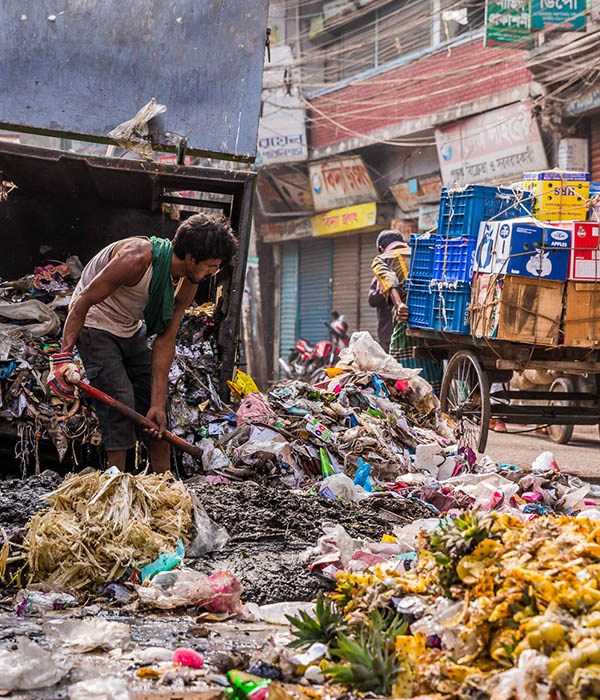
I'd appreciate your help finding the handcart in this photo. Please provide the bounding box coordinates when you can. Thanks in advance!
[404,178,600,454]
[408,327,600,454]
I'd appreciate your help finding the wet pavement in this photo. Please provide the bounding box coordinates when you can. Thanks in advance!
[0,600,287,698]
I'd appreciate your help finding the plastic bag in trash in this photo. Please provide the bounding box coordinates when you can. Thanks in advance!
[531,450,559,474]
[140,538,185,582]
[308,523,363,571]
[137,568,242,612]
[186,496,230,557]
[199,438,230,472]
[69,677,134,700]
[0,636,71,690]
[16,589,77,616]
[244,601,316,625]
[319,473,371,503]
[337,332,421,380]
[336,331,441,411]
[487,649,548,700]
[107,98,166,158]
[354,458,373,492]
[0,299,61,336]
[236,391,277,426]
[45,618,130,652]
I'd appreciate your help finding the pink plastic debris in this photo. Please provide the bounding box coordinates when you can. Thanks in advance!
[173,647,204,668]
[522,492,542,502]
[394,379,409,392]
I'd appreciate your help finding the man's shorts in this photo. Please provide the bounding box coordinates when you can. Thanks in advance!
[77,326,152,451]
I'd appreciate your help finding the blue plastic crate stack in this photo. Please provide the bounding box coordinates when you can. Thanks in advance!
[407,185,531,335]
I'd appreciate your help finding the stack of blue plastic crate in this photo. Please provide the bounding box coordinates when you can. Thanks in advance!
[406,233,435,328]
[407,185,531,335]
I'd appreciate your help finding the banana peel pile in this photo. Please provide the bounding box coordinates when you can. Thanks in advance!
[9,470,193,589]
[287,511,600,699]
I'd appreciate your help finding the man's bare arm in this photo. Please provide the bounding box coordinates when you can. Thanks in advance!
[147,279,198,435]
[62,242,151,352]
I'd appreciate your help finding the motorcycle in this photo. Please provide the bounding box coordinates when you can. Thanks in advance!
[279,312,350,383]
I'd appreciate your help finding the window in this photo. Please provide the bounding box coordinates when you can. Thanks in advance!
[307,0,434,86]
[303,0,485,87]
[377,1,432,67]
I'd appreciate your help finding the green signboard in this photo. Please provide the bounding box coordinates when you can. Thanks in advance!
[485,0,533,48]
[531,0,586,30]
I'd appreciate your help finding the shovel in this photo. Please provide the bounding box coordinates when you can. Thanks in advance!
[76,380,203,459]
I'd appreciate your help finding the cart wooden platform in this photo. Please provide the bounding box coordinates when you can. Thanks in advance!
[408,328,600,453]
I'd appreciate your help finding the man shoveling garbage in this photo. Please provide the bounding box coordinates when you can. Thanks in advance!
[47,213,237,473]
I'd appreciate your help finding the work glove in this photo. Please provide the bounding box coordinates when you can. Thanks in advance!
[47,351,81,399]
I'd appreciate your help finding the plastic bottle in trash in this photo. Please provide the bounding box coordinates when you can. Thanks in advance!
[226,670,271,700]
[320,447,335,478]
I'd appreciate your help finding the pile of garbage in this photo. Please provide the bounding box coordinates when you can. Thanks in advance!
[0,258,103,471]
[0,259,229,473]
[174,332,455,487]
[270,509,600,699]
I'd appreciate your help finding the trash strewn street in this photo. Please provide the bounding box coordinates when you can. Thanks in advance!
[3,326,600,697]
[3,1,600,697]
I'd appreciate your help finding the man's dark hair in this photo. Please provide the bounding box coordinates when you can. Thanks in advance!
[172,213,237,264]
[376,229,406,251]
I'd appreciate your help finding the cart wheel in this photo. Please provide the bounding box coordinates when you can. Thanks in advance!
[547,377,575,445]
[440,350,490,453]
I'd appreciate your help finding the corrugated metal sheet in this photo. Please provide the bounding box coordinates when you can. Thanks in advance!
[591,118,600,182]
[299,238,333,344]
[332,235,360,335]
[359,232,380,339]
[279,241,299,360]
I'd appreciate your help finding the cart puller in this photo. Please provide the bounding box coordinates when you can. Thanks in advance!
[46,213,237,473]
[371,230,443,393]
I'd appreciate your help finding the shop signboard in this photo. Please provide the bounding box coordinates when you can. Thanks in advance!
[484,0,533,49]
[566,86,600,116]
[390,174,442,212]
[531,0,586,30]
[261,218,313,243]
[557,138,589,171]
[390,219,419,237]
[270,171,314,210]
[311,202,378,237]
[435,102,548,188]
[256,94,307,166]
[256,45,308,166]
[309,156,378,212]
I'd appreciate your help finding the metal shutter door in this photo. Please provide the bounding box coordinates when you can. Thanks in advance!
[332,235,360,336]
[298,238,333,344]
[279,241,298,361]
[358,231,380,339]
[591,117,600,182]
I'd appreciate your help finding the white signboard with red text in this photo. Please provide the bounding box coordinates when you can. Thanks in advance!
[309,156,378,212]
[435,102,548,188]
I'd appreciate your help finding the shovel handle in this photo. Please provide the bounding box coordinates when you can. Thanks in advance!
[77,380,204,460]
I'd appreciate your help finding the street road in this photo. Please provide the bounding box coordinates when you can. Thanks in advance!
[484,424,600,482]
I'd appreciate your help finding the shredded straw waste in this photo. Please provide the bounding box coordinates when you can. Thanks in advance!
[22,470,193,588]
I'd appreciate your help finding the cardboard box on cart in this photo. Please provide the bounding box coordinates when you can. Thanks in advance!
[470,273,563,346]
[474,218,571,281]
[563,221,600,281]
[564,282,600,347]
[522,171,589,221]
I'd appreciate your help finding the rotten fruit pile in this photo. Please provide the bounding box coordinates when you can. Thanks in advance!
[286,511,600,699]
